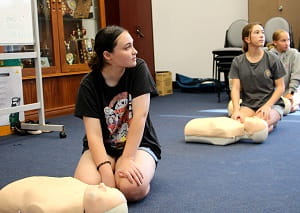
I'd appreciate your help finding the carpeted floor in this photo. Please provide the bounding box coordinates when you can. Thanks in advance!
[1,90,300,212]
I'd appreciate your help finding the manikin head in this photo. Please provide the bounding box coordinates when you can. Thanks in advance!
[83,183,128,213]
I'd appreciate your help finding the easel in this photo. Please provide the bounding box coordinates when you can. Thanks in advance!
[0,0,66,138]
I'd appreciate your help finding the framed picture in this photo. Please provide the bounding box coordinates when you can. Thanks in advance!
[40,57,50,67]
[73,0,92,18]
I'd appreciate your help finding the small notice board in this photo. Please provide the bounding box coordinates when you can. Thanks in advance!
[0,66,25,125]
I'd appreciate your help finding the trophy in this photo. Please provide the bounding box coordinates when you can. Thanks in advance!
[64,41,74,65]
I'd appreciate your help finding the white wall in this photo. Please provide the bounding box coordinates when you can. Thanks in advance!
[152,0,248,80]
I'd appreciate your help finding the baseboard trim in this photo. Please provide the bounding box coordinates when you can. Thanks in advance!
[24,105,75,121]
[0,105,74,136]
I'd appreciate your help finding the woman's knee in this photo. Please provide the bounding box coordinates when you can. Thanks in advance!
[117,179,150,202]
[270,109,281,123]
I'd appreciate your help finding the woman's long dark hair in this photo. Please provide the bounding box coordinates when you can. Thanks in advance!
[89,25,126,71]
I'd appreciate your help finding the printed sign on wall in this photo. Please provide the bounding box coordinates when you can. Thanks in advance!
[0,66,24,126]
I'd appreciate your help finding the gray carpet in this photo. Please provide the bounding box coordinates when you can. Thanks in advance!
[1,90,300,212]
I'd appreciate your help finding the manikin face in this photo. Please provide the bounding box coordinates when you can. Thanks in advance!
[83,183,127,213]
[104,31,138,68]
[274,31,290,52]
[246,24,265,48]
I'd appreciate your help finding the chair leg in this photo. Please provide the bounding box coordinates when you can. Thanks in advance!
[217,68,221,102]
[224,71,230,100]
[217,81,221,103]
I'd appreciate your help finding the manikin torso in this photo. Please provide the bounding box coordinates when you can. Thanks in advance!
[0,177,87,213]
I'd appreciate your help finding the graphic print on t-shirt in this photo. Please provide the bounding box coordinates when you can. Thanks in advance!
[104,92,132,150]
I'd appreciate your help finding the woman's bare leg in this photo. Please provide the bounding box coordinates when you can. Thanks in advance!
[266,109,281,132]
[115,150,156,202]
[74,150,115,185]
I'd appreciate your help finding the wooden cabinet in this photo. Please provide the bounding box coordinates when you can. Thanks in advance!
[17,0,106,120]
[105,0,156,79]
[23,74,85,119]
[249,0,300,49]
[22,0,106,77]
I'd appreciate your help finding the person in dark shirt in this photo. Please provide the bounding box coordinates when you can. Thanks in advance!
[74,25,161,202]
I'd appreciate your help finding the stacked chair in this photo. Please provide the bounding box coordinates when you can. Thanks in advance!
[264,16,294,48]
[212,19,248,102]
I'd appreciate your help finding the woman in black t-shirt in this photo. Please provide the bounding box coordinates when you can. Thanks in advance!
[74,25,161,202]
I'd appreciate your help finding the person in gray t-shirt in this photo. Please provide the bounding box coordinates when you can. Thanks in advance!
[229,23,286,132]
[268,29,300,112]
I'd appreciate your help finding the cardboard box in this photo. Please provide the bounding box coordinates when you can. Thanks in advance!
[155,71,173,96]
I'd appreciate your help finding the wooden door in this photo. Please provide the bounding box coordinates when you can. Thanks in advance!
[249,0,300,48]
[105,0,156,78]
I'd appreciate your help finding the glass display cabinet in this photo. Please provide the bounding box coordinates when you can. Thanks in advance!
[57,0,99,73]
[0,0,105,120]
[1,0,103,77]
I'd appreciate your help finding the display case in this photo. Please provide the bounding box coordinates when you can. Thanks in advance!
[1,0,104,78]
[57,0,99,73]
[0,0,106,121]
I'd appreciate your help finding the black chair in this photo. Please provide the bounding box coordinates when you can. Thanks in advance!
[212,19,248,102]
[264,16,294,48]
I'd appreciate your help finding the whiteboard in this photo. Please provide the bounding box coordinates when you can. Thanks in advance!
[0,0,34,45]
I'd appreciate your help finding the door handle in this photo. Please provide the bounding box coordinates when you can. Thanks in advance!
[136,26,145,38]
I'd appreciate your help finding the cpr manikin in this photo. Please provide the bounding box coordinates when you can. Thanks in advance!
[0,176,128,213]
[184,116,268,145]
